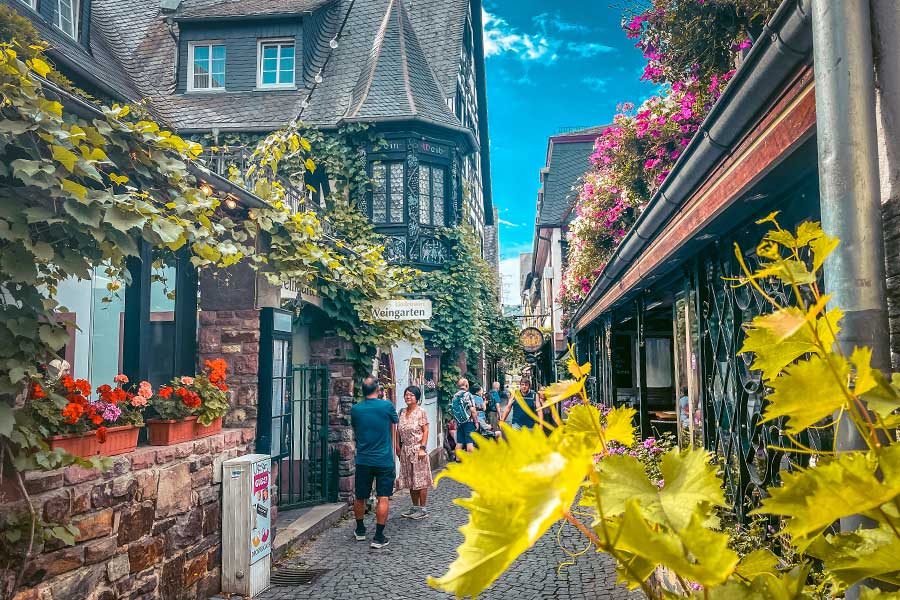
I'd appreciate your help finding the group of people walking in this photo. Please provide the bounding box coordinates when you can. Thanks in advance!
[348,374,554,549]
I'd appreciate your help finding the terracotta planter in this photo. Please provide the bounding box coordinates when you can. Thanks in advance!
[100,425,139,456]
[194,416,222,439]
[147,417,198,446]
[48,431,99,457]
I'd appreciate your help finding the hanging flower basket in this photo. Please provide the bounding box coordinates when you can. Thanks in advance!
[48,431,100,457]
[99,425,139,456]
[194,417,223,439]
[147,416,199,446]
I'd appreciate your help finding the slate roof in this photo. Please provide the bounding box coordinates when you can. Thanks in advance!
[344,0,467,137]
[16,3,140,102]
[537,127,609,226]
[174,0,332,20]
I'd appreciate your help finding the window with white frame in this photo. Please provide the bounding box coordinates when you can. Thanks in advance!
[258,40,295,88]
[418,164,446,226]
[57,0,79,39]
[18,0,37,10]
[188,43,226,91]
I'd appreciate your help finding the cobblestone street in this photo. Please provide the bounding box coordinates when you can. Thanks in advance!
[259,477,642,600]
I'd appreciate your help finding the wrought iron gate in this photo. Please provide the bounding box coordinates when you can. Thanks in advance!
[270,365,336,509]
[697,241,832,521]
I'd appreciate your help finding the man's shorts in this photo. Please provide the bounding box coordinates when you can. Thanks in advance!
[457,420,477,446]
[354,464,395,500]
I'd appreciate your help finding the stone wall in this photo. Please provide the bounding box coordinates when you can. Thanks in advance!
[198,309,260,427]
[883,199,900,372]
[309,333,357,503]
[11,429,255,600]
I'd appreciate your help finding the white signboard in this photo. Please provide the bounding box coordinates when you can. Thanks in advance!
[371,299,433,321]
[249,458,271,564]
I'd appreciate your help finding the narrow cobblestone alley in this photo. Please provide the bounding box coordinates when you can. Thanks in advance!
[258,478,642,600]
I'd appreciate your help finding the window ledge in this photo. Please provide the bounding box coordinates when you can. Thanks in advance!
[186,89,228,94]
[253,86,298,92]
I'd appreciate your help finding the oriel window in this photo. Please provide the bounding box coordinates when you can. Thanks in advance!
[418,164,446,226]
[371,161,405,224]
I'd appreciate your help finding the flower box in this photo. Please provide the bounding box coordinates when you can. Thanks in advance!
[147,417,198,446]
[100,425,139,456]
[48,431,99,457]
[194,417,222,439]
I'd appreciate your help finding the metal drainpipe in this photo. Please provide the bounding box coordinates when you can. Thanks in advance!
[810,0,888,586]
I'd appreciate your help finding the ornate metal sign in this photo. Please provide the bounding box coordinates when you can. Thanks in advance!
[519,327,545,353]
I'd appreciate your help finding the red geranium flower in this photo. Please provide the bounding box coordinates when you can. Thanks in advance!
[96,427,108,444]
[74,379,91,397]
[62,402,83,424]
[158,386,174,399]
[109,388,127,404]
[61,375,75,392]
[30,382,46,399]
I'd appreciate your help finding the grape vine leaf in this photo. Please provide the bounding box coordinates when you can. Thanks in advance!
[807,525,900,589]
[428,426,594,598]
[761,353,849,434]
[753,446,900,551]
[565,404,635,449]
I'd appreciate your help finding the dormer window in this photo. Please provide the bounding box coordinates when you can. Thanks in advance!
[57,0,79,39]
[258,39,295,88]
[188,42,226,92]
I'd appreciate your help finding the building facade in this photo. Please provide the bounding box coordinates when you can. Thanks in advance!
[521,127,604,384]
[567,0,900,524]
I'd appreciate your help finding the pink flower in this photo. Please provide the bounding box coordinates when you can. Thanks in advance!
[113,374,129,384]
[138,381,153,399]
[180,376,195,385]
[131,396,148,407]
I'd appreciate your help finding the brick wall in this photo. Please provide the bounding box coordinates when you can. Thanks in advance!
[198,310,260,427]
[10,430,255,600]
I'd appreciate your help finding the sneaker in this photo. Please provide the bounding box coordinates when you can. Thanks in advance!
[370,535,390,549]
[410,507,429,520]
[400,506,418,519]
[354,526,367,541]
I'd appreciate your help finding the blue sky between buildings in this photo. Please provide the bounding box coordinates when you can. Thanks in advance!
[485,1,655,303]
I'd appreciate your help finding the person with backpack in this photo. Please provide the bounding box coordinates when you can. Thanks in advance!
[450,378,479,453]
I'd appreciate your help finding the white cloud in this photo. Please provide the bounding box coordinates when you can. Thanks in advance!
[483,9,556,63]
[498,218,524,227]
[568,42,617,57]
[482,9,616,66]
[582,76,609,91]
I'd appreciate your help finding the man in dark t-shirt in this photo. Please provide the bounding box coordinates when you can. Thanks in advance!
[350,376,399,549]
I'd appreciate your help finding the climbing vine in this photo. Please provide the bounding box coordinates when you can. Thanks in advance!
[431,218,900,599]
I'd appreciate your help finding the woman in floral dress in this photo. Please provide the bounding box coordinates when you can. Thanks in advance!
[397,386,433,519]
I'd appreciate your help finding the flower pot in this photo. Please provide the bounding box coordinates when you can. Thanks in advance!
[147,417,198,446]
[194,416,222,439]
[100,425,139,456]
[48,431,99,457]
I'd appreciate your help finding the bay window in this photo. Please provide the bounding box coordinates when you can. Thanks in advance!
[371,161,405,224]
[418,164,446,226]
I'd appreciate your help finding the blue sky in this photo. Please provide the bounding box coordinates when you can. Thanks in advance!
[484,1,654,303]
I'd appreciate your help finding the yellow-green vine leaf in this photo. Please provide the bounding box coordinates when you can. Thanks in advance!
[760,352,849,434]
[810,233,839,272]
[543,378,586,406]
[51,144,78,172]
[610,502,739,587]
[60,178,87,201]
[753,447,900,551]
[807,525,900,590]
[428,426,594,598]
[860,588,900,600]
[734,549,781,581]
[596,448,724,531]
[565,405,635,449]
[851,347,900,419]
[708,564,812,600]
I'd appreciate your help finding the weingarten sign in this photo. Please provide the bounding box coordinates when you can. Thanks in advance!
[371,299,433,321]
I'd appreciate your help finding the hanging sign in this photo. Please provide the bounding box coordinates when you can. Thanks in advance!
[519,327,545,353]
[371,299,433,321]
[249,458,271,564]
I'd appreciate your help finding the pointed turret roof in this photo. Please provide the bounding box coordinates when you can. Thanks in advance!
[343,0,473,147]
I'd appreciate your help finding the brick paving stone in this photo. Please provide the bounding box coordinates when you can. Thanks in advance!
[256,477,643,600]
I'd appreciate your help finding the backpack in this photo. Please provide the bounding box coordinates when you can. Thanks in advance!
[451,390,472,424]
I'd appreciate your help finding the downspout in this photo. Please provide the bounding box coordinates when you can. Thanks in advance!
[810,0,888,578]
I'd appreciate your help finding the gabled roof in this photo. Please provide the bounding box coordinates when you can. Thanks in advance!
[343,0,470,143]
[536,126,609,226]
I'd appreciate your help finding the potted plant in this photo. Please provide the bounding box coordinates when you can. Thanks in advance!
[146,359,230,445]
[26,374,148,457]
